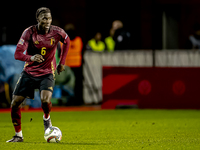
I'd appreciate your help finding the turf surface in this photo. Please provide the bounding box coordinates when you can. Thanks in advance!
[0,109,200,150]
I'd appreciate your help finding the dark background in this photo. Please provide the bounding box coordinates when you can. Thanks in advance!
[1,0,200,49]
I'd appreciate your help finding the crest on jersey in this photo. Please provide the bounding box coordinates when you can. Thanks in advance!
[34,40,39,44]
[18,39,24,45]
[50,38,55,45]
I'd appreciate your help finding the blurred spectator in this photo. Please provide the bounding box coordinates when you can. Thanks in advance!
[63,24,83,67]
[186,23,200,49]
[112,20,132,50]
[53,65,75,106]
[53,42,75,105]
[59,23,84,105]
[86,32,105,52]
[105,28,115,52]
[0,45,24,108]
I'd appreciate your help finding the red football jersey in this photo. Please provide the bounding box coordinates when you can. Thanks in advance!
[15,25,70,77]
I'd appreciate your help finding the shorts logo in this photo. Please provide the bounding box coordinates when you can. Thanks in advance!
[18,39,24,45]
[48,87,53,91]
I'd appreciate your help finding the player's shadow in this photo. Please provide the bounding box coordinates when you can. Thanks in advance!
[61,142,108,145]
[23,142,108,145]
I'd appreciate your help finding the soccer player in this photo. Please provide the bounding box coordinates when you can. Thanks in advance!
[6,7,70,142]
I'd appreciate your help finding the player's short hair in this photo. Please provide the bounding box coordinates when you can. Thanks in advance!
[36,7,51,20]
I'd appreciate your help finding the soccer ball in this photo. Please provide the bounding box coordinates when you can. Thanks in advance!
[44,126,62,143]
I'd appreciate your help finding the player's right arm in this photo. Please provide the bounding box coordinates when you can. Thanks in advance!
[15,27,44,63]
[14,28,33,62]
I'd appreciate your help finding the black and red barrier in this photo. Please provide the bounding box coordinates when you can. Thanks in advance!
[102,67,200,109]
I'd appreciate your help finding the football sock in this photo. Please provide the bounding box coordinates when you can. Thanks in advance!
[11,107,22,133]
[42,102,52,119]
[15,130,23,137]
[44,114,49,119]
[43,114,50,121]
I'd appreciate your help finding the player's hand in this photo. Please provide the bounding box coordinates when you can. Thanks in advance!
[30,54,44,63]
[57,64,65,75]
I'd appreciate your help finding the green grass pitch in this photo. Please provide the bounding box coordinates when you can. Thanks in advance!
[0,109,200,150]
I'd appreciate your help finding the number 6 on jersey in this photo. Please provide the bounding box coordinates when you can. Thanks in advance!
[41,47,46,55]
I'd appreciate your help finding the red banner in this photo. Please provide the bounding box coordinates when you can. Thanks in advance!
[102,67,200,109]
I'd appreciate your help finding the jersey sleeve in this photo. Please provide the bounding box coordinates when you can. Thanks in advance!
[14,27,32,62]
[59,28,69,44]
[58,29,70,65]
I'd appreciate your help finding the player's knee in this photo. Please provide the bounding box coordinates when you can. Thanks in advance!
[11,100,17,108]
[11,96,25,108]
[11,100,21,108]
[41,95,51,103]
[40,90,52,103]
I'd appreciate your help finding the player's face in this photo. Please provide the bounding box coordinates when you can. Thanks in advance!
[37,13,52,33]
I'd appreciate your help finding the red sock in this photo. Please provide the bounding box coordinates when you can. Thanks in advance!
[42,102,52,119]
[44,113,49,119]
[11,107,21,132]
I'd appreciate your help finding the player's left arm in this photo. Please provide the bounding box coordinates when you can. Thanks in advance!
[57,32,70,75]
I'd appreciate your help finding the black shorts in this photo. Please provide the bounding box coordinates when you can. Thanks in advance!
[13,71,55,99]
